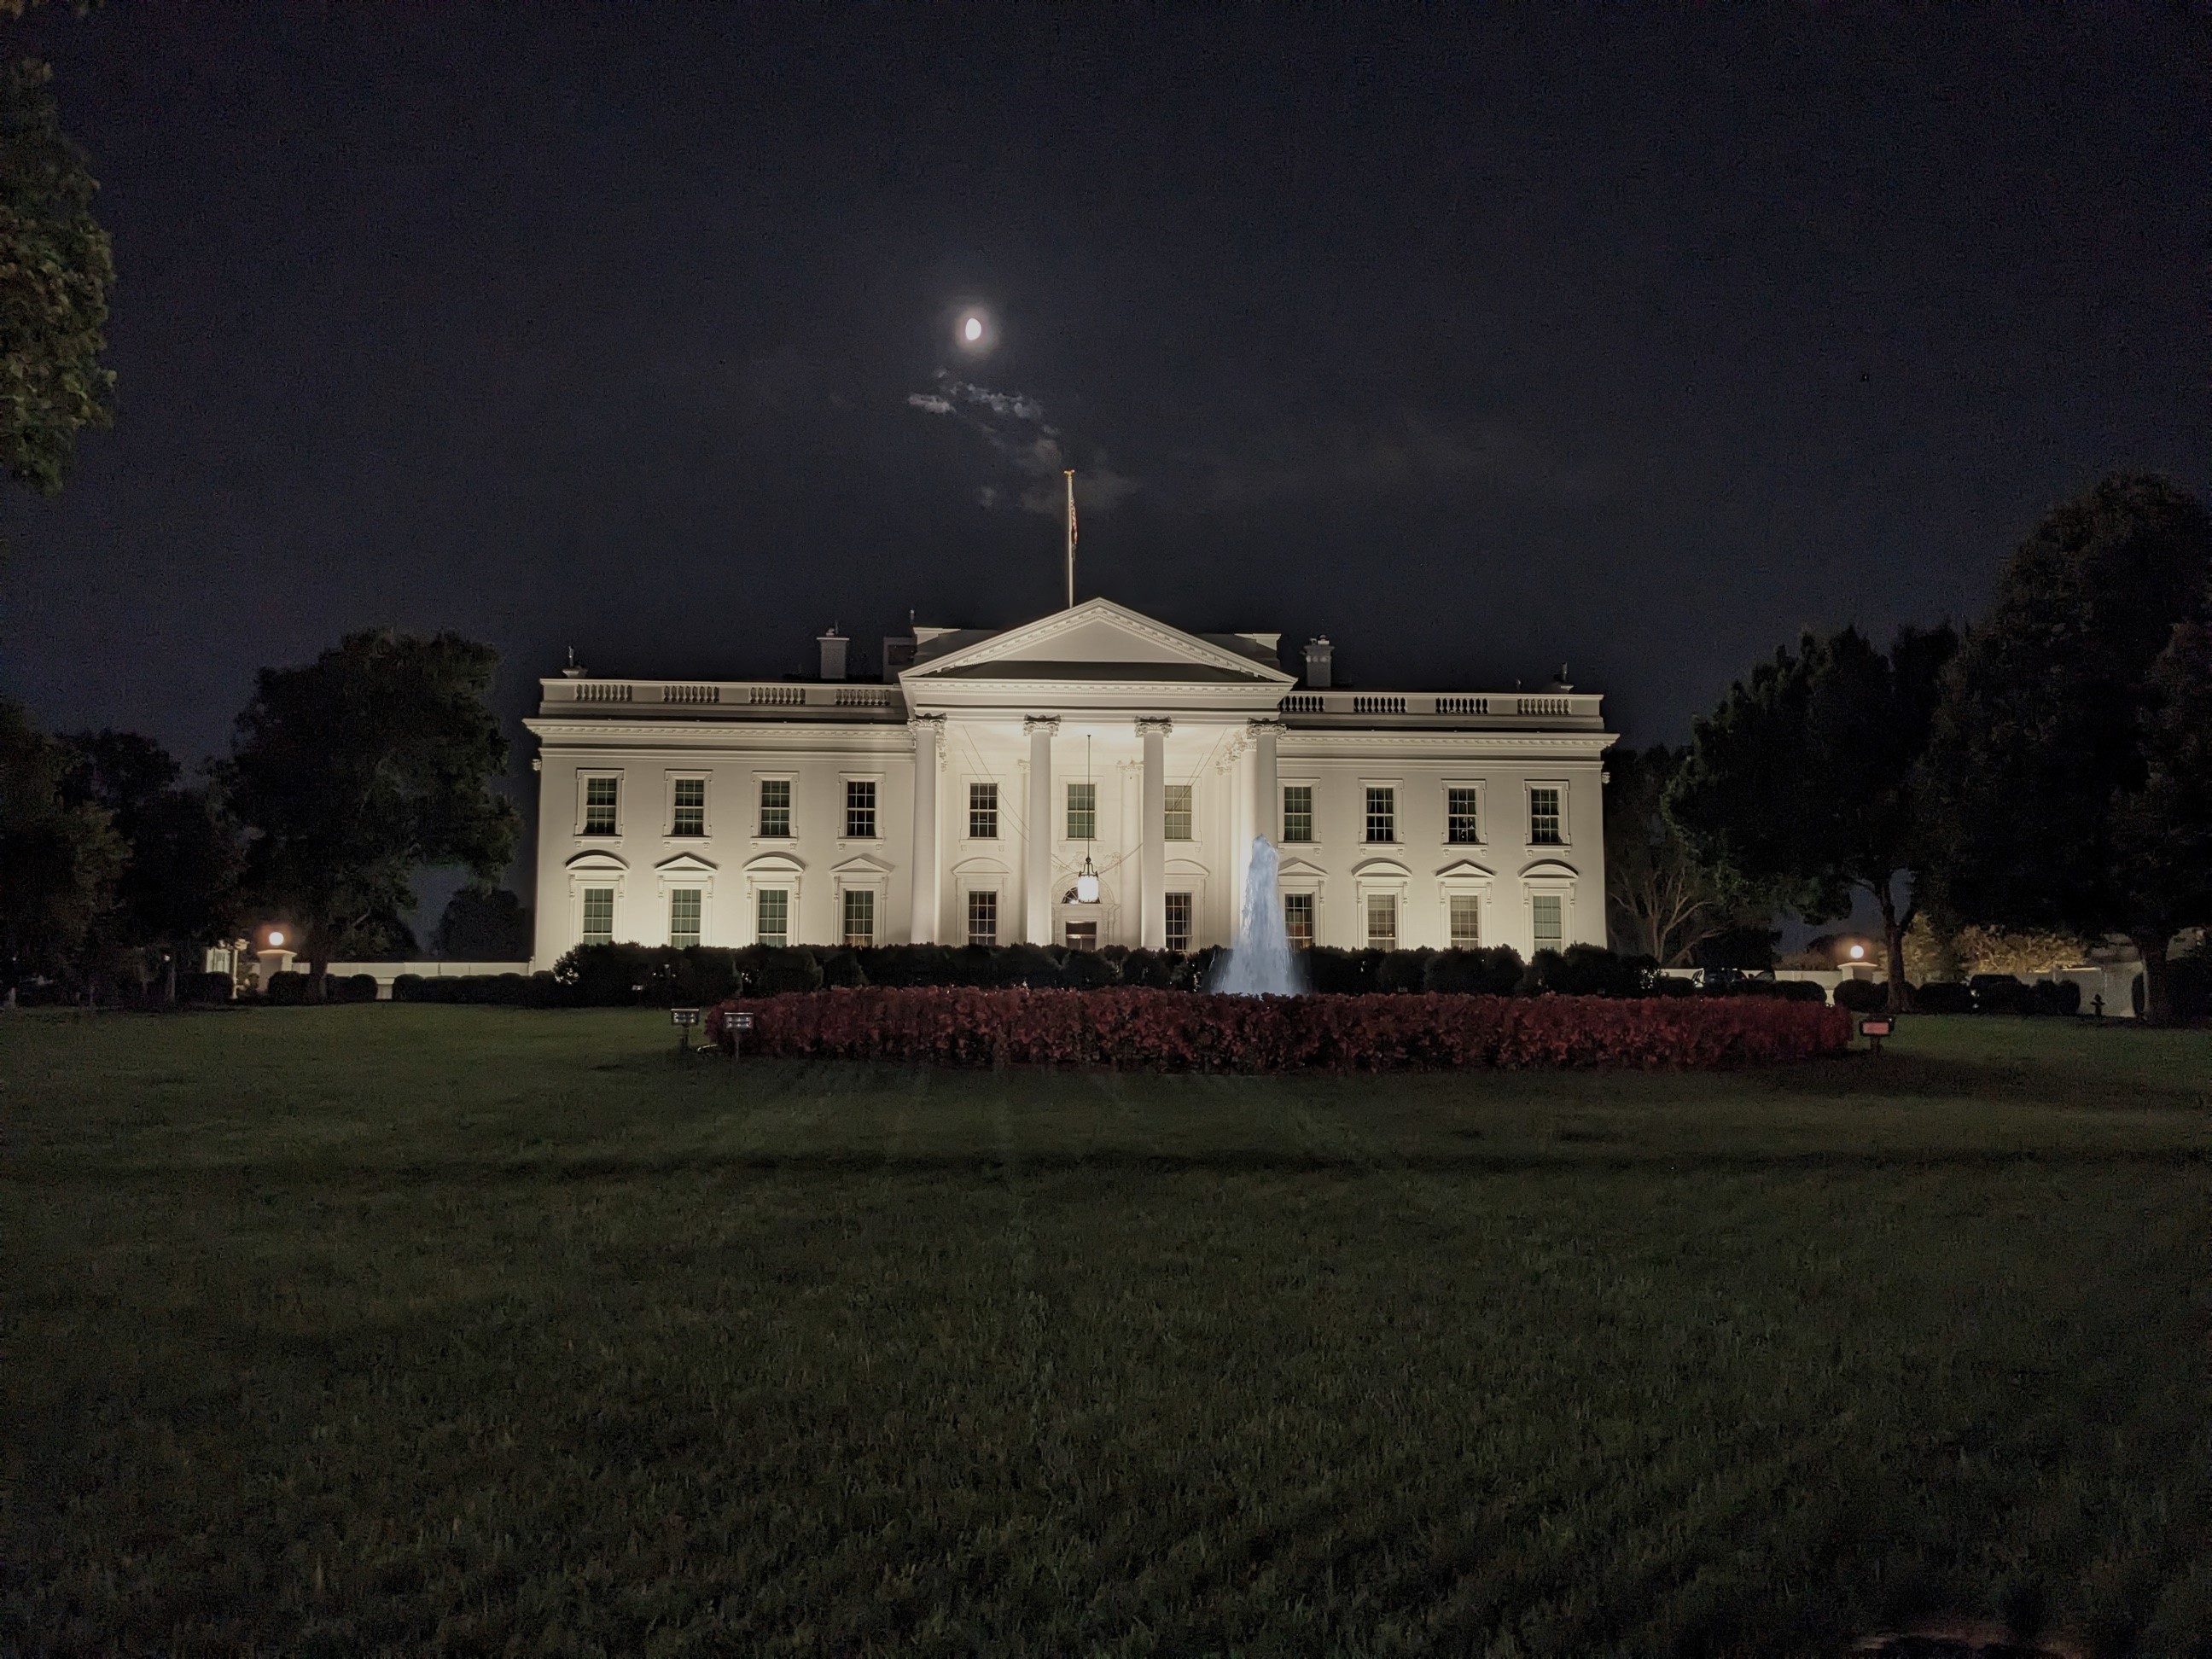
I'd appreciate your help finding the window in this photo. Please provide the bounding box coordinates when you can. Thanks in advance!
[1064,920,1097,952]
[584,777,619,835]
[969,782,998,839]
[671,778,706,837]
[1163,784,1194,841]
[1165,892,1193,952]
[756,888,789,947]
[1449,894,1481,948]
[1066,781,1097,841]
[967,889,998,946]
[845,779,876,840]
[1284,892,1315,949]
[1529,786,1563,846]
[1282,784,1314,843]
[842,888,875,948]
[668,888,701,948]
[1532,894,1563,952]
[1365,786,1396,843]
[758,778,792,838]
[1365,892,1399,950]
[581,887,614,944]
[1447,787,1480,845]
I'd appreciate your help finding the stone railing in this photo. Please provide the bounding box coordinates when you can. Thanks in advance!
[1277,690,1604,725]
[543,679,906,716]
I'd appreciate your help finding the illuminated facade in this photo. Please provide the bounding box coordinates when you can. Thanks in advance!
[523,599,1614,965]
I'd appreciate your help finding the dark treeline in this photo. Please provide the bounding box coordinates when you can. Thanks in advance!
[1609,471,2212,1023]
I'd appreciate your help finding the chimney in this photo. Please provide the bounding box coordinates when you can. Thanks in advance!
[882,633,917,679]
[818,626,847,681]
[1303,636,1333,690]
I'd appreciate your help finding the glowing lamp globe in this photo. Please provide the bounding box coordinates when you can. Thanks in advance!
[1847,943,1866,961]
[963,316,983,342]
[267,929,285,947]
[1074,857,1101,905]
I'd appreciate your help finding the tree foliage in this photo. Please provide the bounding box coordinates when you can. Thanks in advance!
[0,697,122,987]
[1666,623,1956,1010]
[1918,474,2212,1022]
[432,884,533,961]
[1602,743,1759,966]
[59,728,242,995]
[1,31,114,527]
[222,630,521,996]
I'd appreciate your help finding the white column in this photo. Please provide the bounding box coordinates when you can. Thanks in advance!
[907,715,942,943]
[1137,717,1171,949]
[1023,715,1057,946]
[1249,718,1283,844]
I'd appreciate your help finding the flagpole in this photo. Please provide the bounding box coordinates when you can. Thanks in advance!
[1064,469,1076,608]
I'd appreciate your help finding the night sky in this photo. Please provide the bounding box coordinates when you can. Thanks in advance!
[4,7,2203,778]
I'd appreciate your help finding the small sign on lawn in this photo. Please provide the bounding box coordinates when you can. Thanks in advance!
[1859,1014,1895,1056]
[671,1008,701,1027]
[727,1011,754,1031]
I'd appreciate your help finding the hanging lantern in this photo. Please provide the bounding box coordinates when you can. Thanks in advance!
[1074,855,1101,905]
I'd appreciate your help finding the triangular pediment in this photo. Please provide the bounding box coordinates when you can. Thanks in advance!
[1435,858,1495,881]
[655,853,719,875]
[902,599,1295,686]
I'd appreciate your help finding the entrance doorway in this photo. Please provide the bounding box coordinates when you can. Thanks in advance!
[1064,921,1098,952]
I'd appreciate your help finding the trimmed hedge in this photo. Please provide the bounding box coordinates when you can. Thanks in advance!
[705,987,1853,1072]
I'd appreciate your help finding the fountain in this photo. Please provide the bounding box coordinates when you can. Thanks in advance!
[1210,835,1303,997]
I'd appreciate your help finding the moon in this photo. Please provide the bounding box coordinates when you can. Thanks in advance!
[963,315,983,342]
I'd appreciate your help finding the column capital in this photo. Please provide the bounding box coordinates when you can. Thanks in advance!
[1022,714,1062,736]
[1245,717,1289,737]
[907,713,946,735]
[1134,716,1174,737]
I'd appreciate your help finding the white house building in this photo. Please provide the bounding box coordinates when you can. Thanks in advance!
[524,599,1615,968]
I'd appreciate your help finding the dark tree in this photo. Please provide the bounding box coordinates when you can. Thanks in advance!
[432,885,532,960]
[0,699,123,989]
[1920,474,2212,1022]
[1,11,114,546]
[222,630,521,997]
[59,729,243,998]
[1667,623,1957,1010]
[1602,743,1762,966]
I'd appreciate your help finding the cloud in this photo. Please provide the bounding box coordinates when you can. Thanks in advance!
[905,370,1142,515]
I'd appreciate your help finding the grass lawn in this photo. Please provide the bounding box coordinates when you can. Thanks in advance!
[3,1010,2209,1657]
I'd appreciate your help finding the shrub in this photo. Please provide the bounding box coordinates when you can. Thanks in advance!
[391,973,427,1002]
[819,950,869,988]
[1528,945,1647,998]
[1061,950,1121,990]
[1832,978,1889,1013]
[1423,947,1526,996]
[705,987,1852,1072]
[1375,949,1432,995]
[997,943,1063,988]
[1970,974,2027,1016]
[340,973,382,1003]
[265,970,309,1005]
[1914,981,1975,1014]
[179,971,236,1004]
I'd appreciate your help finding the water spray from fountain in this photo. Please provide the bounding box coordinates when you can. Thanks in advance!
[1211,836,1303,997]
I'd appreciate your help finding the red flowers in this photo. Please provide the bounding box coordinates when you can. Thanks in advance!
[707,988,1852,1071]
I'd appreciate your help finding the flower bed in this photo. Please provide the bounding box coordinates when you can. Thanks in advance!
[706,987,1852,1072]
